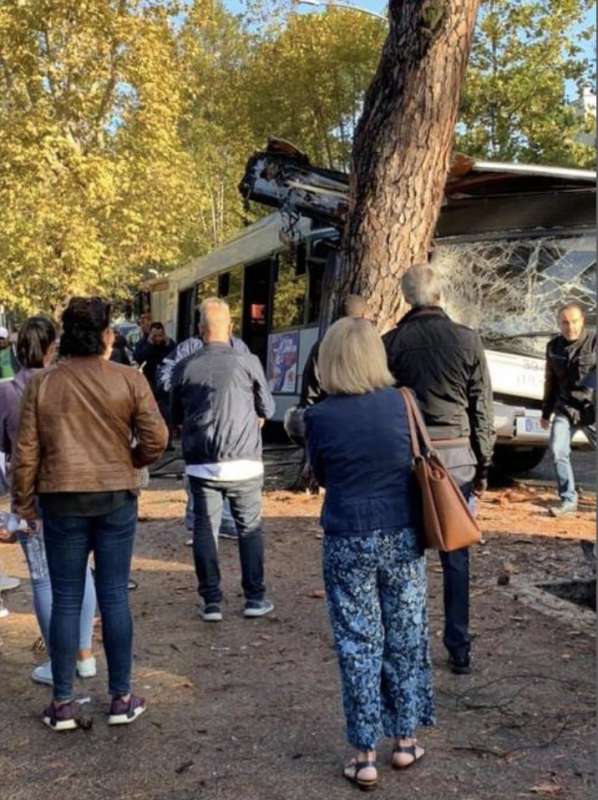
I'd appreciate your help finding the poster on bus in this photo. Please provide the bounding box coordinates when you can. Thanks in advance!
[267,331,299,394]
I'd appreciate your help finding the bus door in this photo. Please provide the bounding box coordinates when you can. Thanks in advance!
[242,259,274,367]
[177,287,195,343]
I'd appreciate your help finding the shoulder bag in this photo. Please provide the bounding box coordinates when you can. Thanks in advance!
[398,387,481,552]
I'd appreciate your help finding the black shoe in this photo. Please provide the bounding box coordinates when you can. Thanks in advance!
[448,653,471,675]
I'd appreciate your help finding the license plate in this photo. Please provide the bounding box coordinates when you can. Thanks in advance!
[515,417,549,439]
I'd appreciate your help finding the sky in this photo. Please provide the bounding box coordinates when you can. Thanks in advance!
[221,0,595,101]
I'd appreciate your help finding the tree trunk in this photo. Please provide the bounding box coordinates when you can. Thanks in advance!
[338,0,481,331]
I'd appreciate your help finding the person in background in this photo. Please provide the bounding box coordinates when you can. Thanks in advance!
[0,325,19,379]
[171,298,275,622]
[0,317,97,686]
[305,317,434,791]
[141,322,176,448]
[383,265,495,676]
[132,312,153,365]
[159,311,250,542]
[109,330,132,367]
[541,302,596,517]
[12,297,168,731]
[293,295,373,494]
[300,294,372,408]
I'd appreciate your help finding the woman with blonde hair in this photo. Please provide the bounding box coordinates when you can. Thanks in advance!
[305,316,434,791]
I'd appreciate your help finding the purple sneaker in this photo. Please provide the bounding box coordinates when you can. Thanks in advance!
[42,701,78,732]
[108,694,146,725]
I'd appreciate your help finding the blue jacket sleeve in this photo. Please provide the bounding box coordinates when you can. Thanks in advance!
[248,355,275,420]
[305,410,326,487]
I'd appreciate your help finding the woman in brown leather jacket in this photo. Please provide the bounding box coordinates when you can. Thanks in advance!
[12,297,168,732]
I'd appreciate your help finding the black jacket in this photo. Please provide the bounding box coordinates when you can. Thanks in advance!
[171,342,275,466]
[300,341,327,407]
[383,307,495,474]
[542,329,596,426]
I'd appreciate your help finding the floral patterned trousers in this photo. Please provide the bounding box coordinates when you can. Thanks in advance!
[323,528,435,751]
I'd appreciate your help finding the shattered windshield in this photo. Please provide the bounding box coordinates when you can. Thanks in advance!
[435,235,596,357]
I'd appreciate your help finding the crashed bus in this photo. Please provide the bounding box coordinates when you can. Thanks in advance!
[146,141,595,475]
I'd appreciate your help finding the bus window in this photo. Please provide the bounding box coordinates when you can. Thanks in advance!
[196,277,218,304]
[272,252,306,331]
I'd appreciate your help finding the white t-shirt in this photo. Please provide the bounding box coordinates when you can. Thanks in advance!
[185,461,264,482]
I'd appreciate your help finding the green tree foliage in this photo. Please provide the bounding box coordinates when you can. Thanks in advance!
[0,0,594,316]
[458,0,595,166]
[0,0,198,316]
[245,8,386,170]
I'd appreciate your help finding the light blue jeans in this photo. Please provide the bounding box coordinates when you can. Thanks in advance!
[550,415,578,504]
[18,528,96,653]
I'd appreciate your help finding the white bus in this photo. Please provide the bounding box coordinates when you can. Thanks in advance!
[147,149,595,474]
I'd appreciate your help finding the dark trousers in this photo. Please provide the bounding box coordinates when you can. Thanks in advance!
[189,476,265,605]
[436,450,476,661]
[42,497,137,701]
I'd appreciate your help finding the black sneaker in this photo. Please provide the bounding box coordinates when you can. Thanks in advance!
[108,694,146,725]
[448,653,471,675]
[243,599,274,618]
[42,701,78,732]
[202,603,223,622]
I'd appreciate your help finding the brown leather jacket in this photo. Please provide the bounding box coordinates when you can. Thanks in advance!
[12,357,168,519]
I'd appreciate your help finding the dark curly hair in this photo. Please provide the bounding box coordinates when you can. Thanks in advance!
[59,297,111,357]
[17,317,57,368]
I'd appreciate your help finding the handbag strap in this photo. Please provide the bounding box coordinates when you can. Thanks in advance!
[398,387,422,460]
[398,387,436,456]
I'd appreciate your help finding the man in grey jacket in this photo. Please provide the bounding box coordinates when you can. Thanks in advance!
[159,315,249,540]
[171,298,276,622]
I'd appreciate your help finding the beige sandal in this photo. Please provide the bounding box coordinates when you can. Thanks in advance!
[392,742,425,770]
[343,758,378,791]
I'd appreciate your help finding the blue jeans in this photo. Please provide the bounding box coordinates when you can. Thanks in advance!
[18,529,96,653]
[189,476,265,605]
[184,477,237,536]
[42,498,138,702]
[436,450,476,661]
[550,415,578,504]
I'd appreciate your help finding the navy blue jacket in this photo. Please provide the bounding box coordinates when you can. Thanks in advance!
[171,343,275,465]
[305,387,420,536]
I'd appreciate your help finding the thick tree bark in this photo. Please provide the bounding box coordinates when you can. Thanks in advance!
[338,0,481,331]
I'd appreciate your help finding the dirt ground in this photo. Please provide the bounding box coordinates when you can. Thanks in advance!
[0,468,596,800]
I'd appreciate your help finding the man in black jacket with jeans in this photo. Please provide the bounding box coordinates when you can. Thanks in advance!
[383,265,495,674]
[541,302,596,517]
[171,298,276,622]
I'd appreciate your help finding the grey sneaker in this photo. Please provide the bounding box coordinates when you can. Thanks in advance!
[244,599,274,618]
[549,501,578,517]
[202,603,223,622]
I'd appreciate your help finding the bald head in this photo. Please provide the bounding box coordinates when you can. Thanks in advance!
[342,294,370,319]
[199,297,231,343]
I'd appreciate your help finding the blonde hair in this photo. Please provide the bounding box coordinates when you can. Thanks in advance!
[318,317,394,396]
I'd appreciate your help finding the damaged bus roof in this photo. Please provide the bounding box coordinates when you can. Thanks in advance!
[239,138,596,237]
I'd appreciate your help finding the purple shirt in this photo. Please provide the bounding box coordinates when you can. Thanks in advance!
[0,368,37,459]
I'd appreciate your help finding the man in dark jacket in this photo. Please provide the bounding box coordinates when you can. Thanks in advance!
[171,297,276,623]
[383,265,495,675]
[541,302,596,517]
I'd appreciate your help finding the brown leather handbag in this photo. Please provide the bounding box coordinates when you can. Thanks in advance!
[399,388,481,552]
